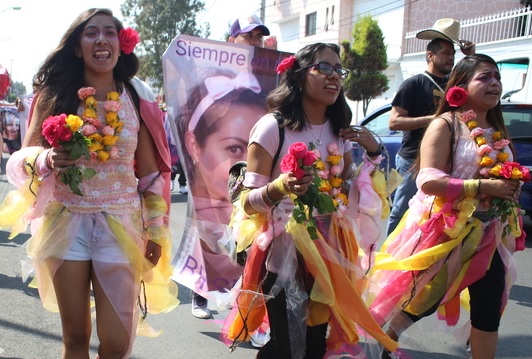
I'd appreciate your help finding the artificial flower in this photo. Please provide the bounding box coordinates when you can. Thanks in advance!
[119,28,140,55]
[461,109,477,122]
[276,55,297,75]
[42,113,95,195]
[446,86,468,107]
[460,109,531,223]
[280,142,348,239]
[79,87,121,162]
[41,87,123,195]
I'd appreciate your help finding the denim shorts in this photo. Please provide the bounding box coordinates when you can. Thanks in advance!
[62,214,130,264]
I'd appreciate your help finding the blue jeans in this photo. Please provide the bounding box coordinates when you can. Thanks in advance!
[387,154,418,235]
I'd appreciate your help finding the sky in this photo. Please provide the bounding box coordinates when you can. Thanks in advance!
[0,0,262,93]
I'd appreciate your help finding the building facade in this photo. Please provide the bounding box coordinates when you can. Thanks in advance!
[265,0,532,120]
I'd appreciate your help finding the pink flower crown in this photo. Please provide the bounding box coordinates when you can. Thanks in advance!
[119,28,140,55]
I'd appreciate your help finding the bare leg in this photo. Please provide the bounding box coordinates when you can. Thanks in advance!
[92,265,134,359]
[382,312,413,358]
[53,260,92,359]
[470,327,498,359]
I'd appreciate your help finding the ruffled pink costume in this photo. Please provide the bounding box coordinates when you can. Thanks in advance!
[368,116,522,337]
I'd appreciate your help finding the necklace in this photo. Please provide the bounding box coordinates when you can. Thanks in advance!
[78,87,123,162]
[459,110,511,178]
[308,121,326,146]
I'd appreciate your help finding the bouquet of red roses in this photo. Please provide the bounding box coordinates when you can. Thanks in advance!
[42,113,96,195]
[280,142,336,239]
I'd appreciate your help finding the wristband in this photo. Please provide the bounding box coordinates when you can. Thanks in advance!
[463,179,479,198]
[272,177,290,195]
[366,144,384,157]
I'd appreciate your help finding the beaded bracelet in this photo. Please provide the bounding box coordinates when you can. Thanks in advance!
[264,183,280,206]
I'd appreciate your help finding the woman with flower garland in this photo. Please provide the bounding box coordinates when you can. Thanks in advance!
[221,42,398,358]
[0,8,178,359]
[370,54,525,359]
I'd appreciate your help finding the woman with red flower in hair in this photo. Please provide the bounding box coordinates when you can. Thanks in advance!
[0,8,178,358]
[370,54,526,359]
[222,42,398,358]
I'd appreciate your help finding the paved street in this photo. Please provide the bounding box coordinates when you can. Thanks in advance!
[0,154,531,358]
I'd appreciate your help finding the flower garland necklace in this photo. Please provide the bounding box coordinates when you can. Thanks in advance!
[77,86,123,162]
[446,85,530,222]
[446,86,519,180]
[458,109,511,178]
[280,141,348,239]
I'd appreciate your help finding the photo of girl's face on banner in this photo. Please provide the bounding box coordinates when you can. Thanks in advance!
[177,69,266,223]
[1,107,22,154]
[163,35,292,295]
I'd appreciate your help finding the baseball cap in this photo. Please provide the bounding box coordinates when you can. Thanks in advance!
[230,14,270,38]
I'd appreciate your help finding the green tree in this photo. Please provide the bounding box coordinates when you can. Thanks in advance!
[341,15,388,116]
[7,81,27,103]
[121,0,210,88]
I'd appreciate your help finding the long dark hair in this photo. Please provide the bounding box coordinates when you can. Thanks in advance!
[435,54,505,131]
[267,43,352,134]
[31,8,139,145]
[415,54,510,174]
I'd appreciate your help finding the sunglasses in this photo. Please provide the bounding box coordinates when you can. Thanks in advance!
[303,62,349,79]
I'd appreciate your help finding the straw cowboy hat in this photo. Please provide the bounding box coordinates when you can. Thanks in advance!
[416,18,461,46]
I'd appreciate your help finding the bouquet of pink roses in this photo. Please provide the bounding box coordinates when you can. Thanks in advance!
[42,113,97,195]
[280,142,336,239]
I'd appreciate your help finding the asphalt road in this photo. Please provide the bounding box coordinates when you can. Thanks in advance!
[0,156,531,358]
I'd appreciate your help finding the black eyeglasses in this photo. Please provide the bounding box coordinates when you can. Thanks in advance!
[303,62,349,79]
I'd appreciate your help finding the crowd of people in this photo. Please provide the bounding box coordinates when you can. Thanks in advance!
[0,7,526,359]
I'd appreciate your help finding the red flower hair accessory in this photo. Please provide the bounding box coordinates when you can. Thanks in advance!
[276,55,297,75]
[445,86,468,107]
[119,28,140,55]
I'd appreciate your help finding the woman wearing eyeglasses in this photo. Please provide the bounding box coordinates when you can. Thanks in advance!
[223,43,397,358]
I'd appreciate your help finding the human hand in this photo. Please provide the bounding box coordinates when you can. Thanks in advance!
[145,240,162,265]
[47,147,77,173]
[482,178,520,201]
[459,40,475,56]
[340,125,380,153]
[282,169,314,196]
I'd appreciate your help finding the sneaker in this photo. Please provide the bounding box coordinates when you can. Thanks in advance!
[179,185,188,194]
[382,350,401,359]
[250,328,270,348]
[465,343,472,359]
[170,180,175,191]
[191,293,211,319]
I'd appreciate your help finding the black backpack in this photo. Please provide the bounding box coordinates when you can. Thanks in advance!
[227,112,285,204]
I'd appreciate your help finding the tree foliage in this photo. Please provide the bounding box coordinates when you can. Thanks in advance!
[7,81,27,102]
[341,15,388,116]
[121,0,210,89]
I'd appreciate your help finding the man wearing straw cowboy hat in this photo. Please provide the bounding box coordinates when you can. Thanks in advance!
[386,18,475,237]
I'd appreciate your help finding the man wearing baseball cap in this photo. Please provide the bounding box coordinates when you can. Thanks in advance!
[228,13,270,47]
[383,18,475,358]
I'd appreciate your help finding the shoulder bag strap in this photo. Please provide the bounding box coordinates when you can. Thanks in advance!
[271,111,285,169]
[421,72,444,93]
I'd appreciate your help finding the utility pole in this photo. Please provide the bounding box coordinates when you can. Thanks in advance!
[260,0,265,22]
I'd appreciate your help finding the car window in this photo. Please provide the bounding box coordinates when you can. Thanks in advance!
[364,110,402,137]
[503,107,532,137]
